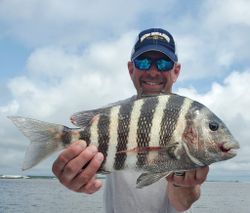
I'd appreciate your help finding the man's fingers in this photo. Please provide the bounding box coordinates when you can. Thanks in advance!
[173,172,186,186]
[183,170,196,186]
[78,177,103,194]
[61,145,98,180]
[58,145,100,186]
[78,152,104,180]
[167,167,209,187]
[52,140,87,177]
[195,166,209,184]
[69,152,104,191]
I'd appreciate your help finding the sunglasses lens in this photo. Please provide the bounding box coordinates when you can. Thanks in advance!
[156,59,174,72]
[134,58,151,70]
[134,57,174,72]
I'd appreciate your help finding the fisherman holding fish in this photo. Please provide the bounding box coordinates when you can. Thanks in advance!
[53,28,208,212]
[9,28,239,212]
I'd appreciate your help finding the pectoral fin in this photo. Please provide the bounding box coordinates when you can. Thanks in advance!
[136,171,171,188]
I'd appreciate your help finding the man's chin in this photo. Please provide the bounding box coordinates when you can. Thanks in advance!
[140,90,163,97]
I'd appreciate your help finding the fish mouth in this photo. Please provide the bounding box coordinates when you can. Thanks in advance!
[219,141,240,156]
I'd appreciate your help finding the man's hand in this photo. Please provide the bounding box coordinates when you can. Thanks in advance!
[52,140,104,194]
[166,166,209,211]
[166,166,209,188]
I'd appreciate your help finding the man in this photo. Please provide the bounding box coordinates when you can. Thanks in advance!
[52,28,209,212]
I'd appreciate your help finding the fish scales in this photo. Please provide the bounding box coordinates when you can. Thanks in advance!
[114,102,133,170]
[89,113,100,146]
[125,99,144,170]
[97,108,111,167]
[79,127,90,145]
[147,95,170,165]
[136,97,159,168]
[105,105,120,170]
[139,95,191,172]
[159,95,185,147]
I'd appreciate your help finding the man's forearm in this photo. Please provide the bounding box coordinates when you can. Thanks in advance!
[167,183,200,211]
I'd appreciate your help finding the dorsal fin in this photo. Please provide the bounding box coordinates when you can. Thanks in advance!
[70,96,137,128]
[70,108,109,128]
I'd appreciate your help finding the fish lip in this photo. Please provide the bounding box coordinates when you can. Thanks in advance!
[219,141,240,155]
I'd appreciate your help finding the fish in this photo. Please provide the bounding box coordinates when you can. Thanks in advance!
[8,94,240,188]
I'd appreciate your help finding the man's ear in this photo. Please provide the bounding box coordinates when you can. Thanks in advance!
[172,63,181,82]
[128,61,134,76]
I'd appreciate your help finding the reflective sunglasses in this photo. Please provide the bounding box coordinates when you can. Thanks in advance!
[133,57,174,72]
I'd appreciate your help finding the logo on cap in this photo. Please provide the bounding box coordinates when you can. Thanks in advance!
[140,32,170,43]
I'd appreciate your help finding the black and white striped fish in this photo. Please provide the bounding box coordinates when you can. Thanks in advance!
[8,94,239,188]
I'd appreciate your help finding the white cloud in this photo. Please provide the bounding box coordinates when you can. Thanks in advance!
[4,32,135,124]
[203,0,250,27]
[0,100,19,114]
[170,0,250,82]
[0,0,174,47]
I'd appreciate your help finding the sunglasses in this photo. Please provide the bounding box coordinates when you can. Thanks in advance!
[133,57,174,72]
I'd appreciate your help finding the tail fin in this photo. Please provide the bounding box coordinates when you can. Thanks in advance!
[8,116,67,170]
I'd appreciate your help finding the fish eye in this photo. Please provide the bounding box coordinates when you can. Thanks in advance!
[209,121,219,131]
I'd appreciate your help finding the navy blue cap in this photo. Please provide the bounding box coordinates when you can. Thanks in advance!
[131,28,178,62]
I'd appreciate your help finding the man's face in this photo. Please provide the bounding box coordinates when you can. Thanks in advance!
[128,51,180,98]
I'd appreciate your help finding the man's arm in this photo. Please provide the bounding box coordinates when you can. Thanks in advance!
[52,140,104,194]
[166,166,209,211]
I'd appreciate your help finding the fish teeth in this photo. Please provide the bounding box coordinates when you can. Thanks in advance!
[227,149,237,155]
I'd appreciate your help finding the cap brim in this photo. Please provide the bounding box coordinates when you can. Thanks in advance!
[131,45,177,62]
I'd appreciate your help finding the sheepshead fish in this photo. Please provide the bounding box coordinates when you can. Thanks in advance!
[8,94,239,188]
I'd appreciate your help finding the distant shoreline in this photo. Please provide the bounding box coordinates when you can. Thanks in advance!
[0,174,248,182]
[0,174,106,180]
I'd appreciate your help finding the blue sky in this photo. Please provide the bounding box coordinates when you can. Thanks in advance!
[0,0,250,180]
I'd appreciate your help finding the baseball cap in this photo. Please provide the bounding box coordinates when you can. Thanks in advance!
[131,28,178,62]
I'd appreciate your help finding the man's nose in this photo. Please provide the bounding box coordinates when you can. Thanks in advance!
[149,64,159,77]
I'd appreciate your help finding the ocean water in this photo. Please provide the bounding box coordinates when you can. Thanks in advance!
[1,179,250,213]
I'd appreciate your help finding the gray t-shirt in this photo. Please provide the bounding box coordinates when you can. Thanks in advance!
[103,171,190,213]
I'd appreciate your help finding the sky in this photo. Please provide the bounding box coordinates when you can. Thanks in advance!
[0,0,249,180]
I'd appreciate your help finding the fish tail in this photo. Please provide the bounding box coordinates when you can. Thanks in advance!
[8,116,72,170]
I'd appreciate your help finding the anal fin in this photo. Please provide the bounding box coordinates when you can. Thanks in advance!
[136,171,171,188]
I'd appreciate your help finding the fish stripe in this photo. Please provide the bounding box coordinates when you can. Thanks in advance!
[125,98,144,168]
[105,105,121,170]
[79,127,91,145]
[97,109,111,167]
[136,97,159,168]
[147,95,170,163]
[61,126,72,146]
[114,101,133,170]
[90,115,100,145]
[172,97,193,143]
[159,95,185,146]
